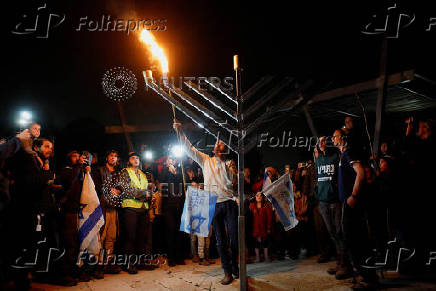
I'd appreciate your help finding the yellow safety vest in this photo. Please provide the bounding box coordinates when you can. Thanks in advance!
[121,168,149,209]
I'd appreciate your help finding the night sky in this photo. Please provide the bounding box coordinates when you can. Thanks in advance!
[1,0,435,168]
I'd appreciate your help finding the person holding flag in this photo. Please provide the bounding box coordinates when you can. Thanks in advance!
[173,119,239,285]
[77,152,105,278]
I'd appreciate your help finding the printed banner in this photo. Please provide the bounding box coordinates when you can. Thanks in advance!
[180,186,218,237]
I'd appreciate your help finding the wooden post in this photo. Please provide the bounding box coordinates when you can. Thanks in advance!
[373,39,388,157]
[116,102,134,152]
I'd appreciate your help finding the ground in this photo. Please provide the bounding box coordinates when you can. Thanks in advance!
[31,256,436,291]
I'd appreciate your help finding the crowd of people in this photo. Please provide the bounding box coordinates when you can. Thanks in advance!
[0,114,434,290]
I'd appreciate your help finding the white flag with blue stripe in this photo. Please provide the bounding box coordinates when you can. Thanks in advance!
[262,171,298,231]
[262,168,273,190]
[78,173,104,258]
[180,186,218,237]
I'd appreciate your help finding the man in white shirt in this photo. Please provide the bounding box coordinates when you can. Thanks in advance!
[173,119,238,285]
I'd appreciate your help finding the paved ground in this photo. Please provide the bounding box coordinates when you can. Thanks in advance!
[31,256,436,291]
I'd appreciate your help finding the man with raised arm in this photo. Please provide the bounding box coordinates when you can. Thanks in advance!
[173,119,238,285]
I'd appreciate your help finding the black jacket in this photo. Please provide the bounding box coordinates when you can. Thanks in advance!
[9,150,52,217]
[158,165,185,209]
[56,164,84,213]
[1,137,21,210]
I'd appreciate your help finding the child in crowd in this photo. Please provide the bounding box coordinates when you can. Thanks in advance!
[250,192,273,262]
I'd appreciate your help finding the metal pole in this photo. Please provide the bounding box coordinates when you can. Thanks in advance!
[235,55,247,291]
[170,93,186,187]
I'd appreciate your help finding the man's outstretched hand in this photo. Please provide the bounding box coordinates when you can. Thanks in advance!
[16,129,31,142]
[173,118,181,131]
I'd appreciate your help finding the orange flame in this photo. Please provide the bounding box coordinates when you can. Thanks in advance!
[139,30,169,74]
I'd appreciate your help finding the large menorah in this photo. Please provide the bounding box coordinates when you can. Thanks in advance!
[143,56,306,290]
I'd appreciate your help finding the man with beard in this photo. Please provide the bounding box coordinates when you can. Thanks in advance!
[333,129,378,288]
[6,138,54,290]
[56,151,93,285]
[91,150,122,276]
[0,130,32,290]
[173,119,238,285]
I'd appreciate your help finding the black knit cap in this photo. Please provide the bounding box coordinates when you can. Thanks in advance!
[128,152,140,159]
[105,149,119,158]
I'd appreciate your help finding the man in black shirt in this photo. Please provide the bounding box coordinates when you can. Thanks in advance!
[6,138,54,289]
[334,129,378,287]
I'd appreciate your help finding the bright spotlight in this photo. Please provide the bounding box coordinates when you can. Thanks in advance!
[144,151,153,161]
[18,119,29,126]
[171,145,184,158]
[17,111,32,127]
[20,111,32,120]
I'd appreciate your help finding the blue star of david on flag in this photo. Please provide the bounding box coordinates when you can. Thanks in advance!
[187,215,206,233]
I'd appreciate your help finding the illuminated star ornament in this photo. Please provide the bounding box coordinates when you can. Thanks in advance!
[102,66,138,102]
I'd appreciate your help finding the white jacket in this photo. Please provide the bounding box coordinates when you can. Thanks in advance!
[179,130,236,203]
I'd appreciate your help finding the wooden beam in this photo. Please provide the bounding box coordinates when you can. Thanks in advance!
[303,104,318,137]
[306,69,414,105]
[105,123,198,134]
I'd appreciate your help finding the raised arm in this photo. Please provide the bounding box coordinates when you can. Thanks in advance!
[0,129,31,161]
[173,119,208,167]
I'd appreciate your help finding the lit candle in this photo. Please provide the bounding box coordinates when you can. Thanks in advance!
[233,55,239,71]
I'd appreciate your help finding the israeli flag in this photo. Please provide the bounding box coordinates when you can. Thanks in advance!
[180,187,218,237]
[78,173,104,259]
[262,172,298,231]
[262,168,273,190]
